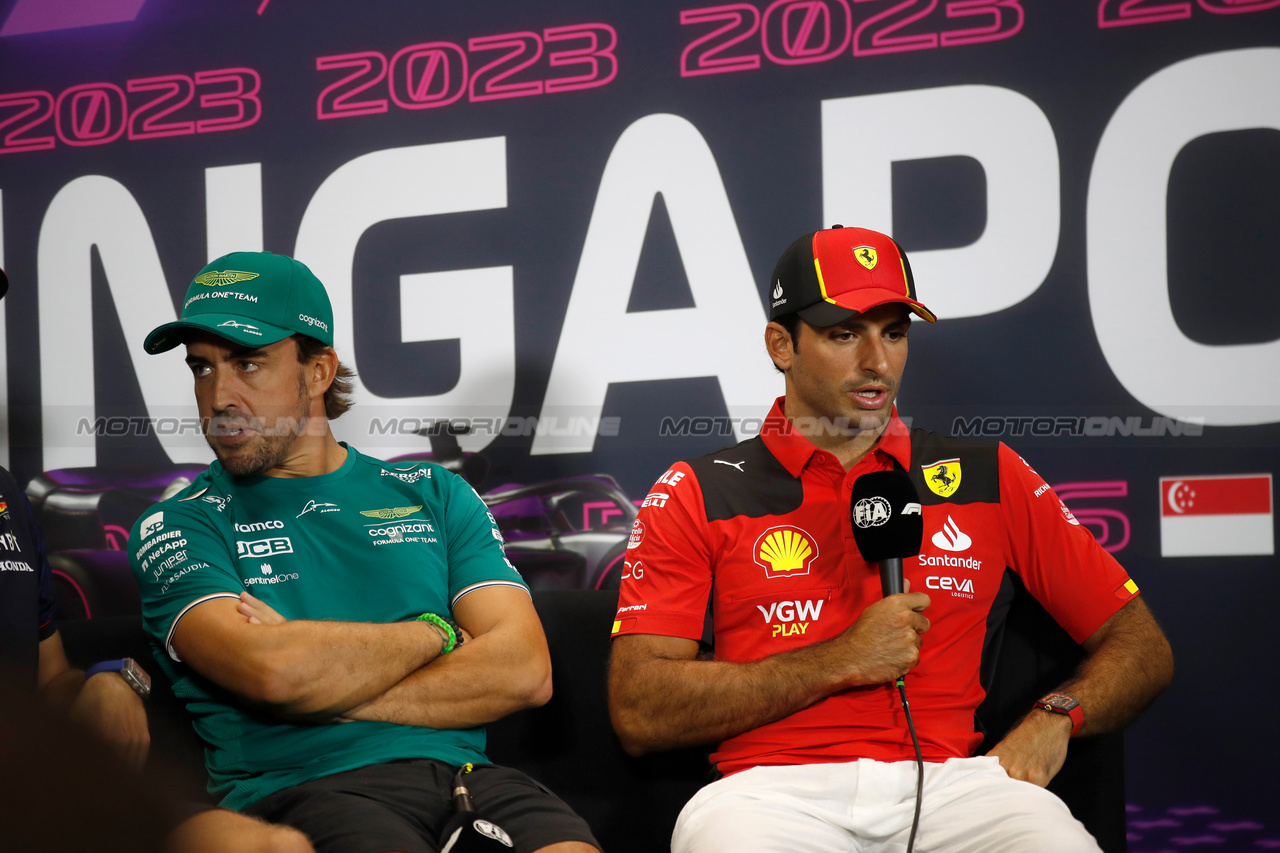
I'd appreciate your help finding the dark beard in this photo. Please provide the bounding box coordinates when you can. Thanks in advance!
[207,374,311,478]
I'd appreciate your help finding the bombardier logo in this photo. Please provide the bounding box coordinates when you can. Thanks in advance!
[757,599,824,637]
[931,516,972,552]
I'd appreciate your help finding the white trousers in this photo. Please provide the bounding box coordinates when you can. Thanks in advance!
[671,756,1102,853]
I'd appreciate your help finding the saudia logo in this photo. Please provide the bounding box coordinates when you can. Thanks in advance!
[755,526,818,579]
[194,270,260,287]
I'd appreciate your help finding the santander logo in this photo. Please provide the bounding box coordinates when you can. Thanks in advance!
[931,515,972,552]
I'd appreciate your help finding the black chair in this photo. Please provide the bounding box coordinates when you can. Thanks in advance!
[57,589,1126,853]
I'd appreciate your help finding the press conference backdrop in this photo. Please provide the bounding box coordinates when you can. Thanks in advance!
[1,0,1277,844]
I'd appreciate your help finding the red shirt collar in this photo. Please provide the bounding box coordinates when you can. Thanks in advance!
[760,396,912,478]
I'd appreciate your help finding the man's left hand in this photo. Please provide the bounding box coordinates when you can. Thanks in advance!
[72,672,150,770]
[987,708,1072,787]
[237,591,287,625]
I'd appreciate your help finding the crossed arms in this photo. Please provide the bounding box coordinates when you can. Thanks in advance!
[171,585,552,729]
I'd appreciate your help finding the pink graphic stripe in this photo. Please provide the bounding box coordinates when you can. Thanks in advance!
[1,0,146,37]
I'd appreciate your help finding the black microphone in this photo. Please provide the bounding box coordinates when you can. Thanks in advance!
[439,765,516,852]
[849,470,924,597]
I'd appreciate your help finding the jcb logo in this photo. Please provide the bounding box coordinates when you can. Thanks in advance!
[757,599,824,638]
[236,537,294,559]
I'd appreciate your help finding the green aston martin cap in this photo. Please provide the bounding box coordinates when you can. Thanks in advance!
[144,251,334,354]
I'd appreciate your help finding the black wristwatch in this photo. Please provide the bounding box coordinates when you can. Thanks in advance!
[86,658,152,699]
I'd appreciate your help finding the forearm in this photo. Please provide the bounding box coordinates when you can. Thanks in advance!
[40,667,87,710]
[609,641,848,755]
[178,606,445,718]
[1058,599,1174,736]
[343,626,552,729]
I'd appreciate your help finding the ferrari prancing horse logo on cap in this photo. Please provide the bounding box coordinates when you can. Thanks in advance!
[853,246,878,270]
[194,270,261,287]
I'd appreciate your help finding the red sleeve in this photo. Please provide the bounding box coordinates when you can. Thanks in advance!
[611,462,712,641]
[999,444,1139,644]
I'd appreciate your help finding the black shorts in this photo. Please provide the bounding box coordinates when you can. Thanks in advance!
[243,759,599,853]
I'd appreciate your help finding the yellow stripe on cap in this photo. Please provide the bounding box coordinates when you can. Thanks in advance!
[899,258,910,297]
[813,258,839,305]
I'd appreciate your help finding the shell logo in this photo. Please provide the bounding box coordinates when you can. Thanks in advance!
[754,526,819,579]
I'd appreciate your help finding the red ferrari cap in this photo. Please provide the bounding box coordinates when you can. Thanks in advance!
[768,225,936,325]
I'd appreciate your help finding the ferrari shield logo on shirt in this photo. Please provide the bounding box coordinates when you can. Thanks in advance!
[922,458,962,498]
[754,526,818,579]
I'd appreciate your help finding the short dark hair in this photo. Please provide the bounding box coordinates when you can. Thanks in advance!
[295,334,355,420]
[770,312,802,373]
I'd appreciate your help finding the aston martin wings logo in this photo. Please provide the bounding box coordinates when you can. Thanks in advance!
[194,270,261,287]
[359,505,423,519]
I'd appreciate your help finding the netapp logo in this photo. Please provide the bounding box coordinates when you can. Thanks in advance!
[236,537,294,559]
[235,520,284,533]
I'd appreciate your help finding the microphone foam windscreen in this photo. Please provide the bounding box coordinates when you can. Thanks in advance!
[849,470,924,563]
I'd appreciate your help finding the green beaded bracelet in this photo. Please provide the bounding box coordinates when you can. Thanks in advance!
[417,612,458,654]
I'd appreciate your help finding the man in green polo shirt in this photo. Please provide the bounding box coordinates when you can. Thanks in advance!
[131,251,600,853]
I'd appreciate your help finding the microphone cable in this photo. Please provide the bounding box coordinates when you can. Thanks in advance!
[896,675,924,853]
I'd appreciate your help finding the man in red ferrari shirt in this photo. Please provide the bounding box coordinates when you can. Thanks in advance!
[607,226,1173,852]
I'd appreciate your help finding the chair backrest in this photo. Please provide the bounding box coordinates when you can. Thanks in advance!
[487,591,710,853]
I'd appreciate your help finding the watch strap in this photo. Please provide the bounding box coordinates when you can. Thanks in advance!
[87,658,151,699]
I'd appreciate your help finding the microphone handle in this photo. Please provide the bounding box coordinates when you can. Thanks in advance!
[879,556,904,597]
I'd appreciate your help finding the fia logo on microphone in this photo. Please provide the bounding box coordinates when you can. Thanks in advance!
[853,497,891,528]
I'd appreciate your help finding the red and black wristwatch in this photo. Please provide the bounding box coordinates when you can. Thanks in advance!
[1034,692,1083,737]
